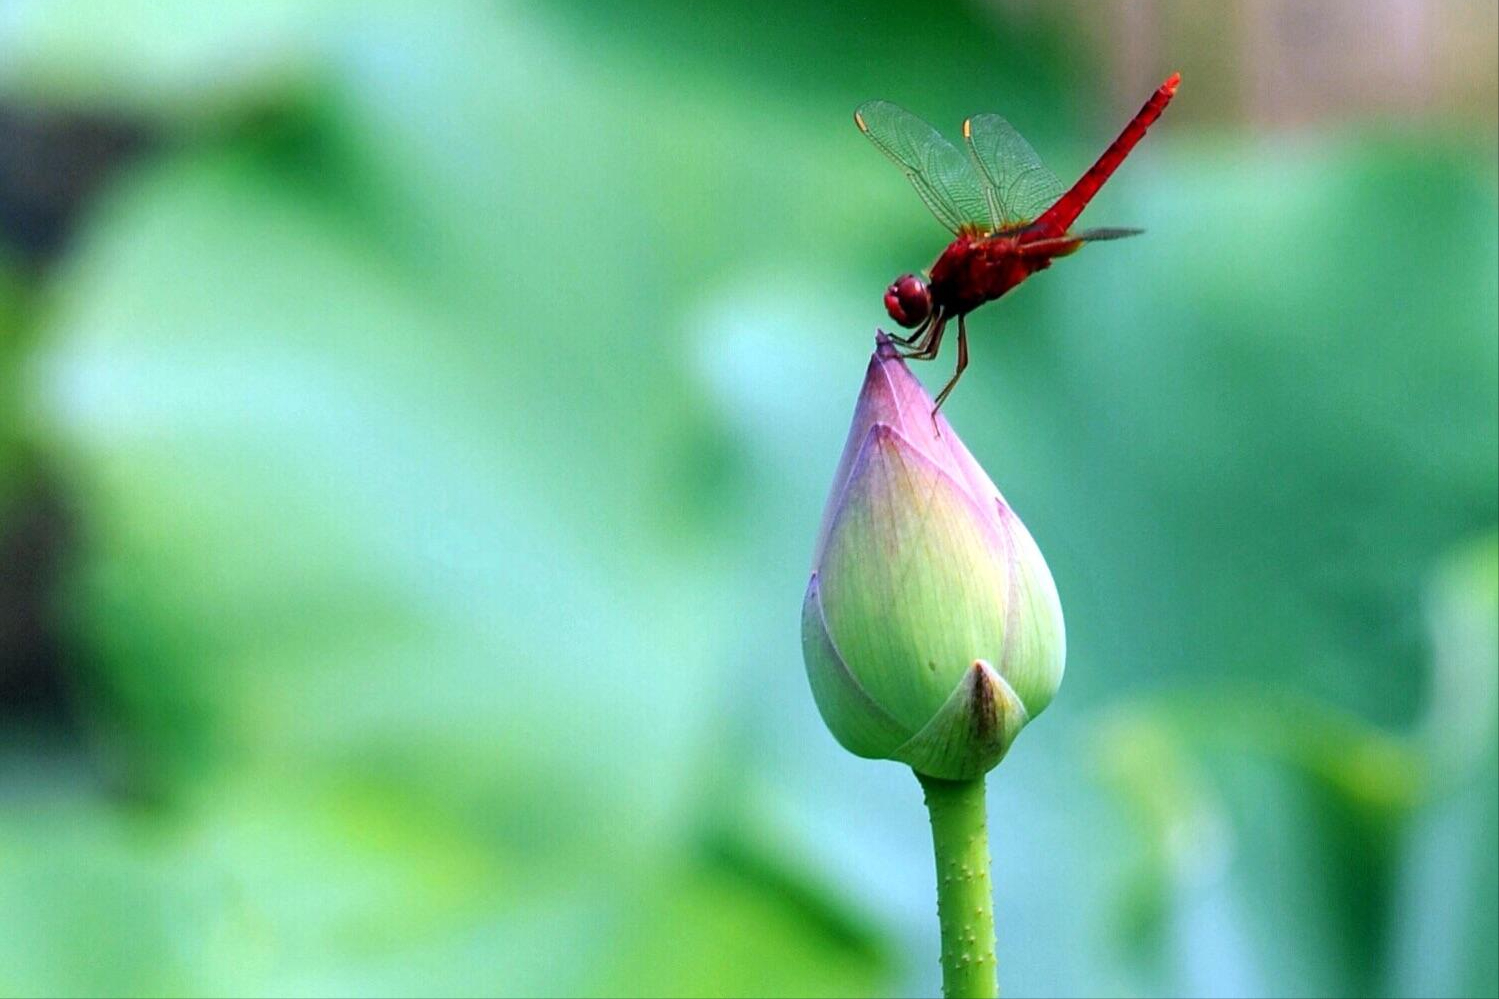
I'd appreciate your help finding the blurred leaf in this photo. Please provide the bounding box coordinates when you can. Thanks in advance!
[0,0,348,118]
[1,0,1496,996]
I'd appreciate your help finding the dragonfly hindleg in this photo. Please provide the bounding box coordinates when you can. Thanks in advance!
[931,315,969,413]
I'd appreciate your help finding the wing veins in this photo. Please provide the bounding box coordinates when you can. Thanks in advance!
[857,101,996,235]
[963,113,1065,230]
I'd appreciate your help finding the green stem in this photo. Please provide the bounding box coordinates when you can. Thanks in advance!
[917,771,998,998]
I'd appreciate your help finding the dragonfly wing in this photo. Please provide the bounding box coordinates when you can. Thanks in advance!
[962,113,1066,229]
[855,100,996,235]
[1015,227,1144,257]
[1072,227,1143,241]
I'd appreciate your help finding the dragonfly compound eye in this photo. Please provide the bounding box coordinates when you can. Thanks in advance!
[884,274,931,328]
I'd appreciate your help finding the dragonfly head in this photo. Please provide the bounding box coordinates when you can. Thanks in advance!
[884,273,931,329]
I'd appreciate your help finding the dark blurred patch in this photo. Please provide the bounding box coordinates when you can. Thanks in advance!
[0,463,80,731]
[0,103,153,735]
[0,104,154,265]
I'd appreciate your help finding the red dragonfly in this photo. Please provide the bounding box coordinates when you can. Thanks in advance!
[856,73,1180,409]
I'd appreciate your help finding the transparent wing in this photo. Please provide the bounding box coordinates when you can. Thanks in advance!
[962,113,1066,229]
[855,100,996,235]
[1071,227,1144,241]
[1013,227,1144,258]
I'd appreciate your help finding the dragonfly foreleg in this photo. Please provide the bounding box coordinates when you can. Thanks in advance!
[899,311,947,361]
[884,314,932,347]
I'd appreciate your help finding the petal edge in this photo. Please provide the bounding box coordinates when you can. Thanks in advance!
[801,574,913,759]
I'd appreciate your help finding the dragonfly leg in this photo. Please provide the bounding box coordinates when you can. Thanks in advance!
[899,312,946,361]
[883,315,931,347]
[931,315,969,413]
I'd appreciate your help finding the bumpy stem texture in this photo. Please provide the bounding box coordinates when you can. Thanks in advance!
[918,772,998,998]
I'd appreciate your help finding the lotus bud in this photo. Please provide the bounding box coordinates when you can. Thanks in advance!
[802,333,1065,779]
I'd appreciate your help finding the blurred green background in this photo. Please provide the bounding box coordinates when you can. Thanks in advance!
[0,1,1495,996]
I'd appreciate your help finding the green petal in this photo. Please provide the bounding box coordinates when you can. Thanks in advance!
[891,660,1029,779]
[816,423,1022,732]
[801,575,914,759]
